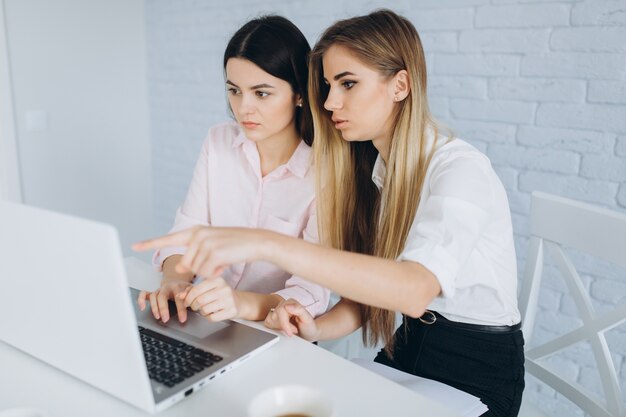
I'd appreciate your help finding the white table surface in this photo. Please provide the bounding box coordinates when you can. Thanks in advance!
[0,258,462,417]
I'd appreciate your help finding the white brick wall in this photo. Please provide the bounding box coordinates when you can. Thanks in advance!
[460,28,551,53]
[571,0,626,26]
[475,4,571,27]
[589,80,626,103]
[537,102,626,132]
[551,27,626,52]
[146,1,626,414]
[521,52,625,78]
[436,53,520,75]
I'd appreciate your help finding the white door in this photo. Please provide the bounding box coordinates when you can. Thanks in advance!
[2,0,152,255]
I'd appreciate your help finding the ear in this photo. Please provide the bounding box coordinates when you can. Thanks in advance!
[391,69,410,102]
[294,93,303,107]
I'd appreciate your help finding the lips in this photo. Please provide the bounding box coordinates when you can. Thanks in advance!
[332,118,348,129]
[242,121,260,129]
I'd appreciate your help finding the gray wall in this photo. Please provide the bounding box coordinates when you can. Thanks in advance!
[2,0,153,256]
[0,1,21,202]
[145,1,626,415]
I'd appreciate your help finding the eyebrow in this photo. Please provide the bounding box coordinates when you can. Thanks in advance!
[225,80,275,89]
[323,71,357,83]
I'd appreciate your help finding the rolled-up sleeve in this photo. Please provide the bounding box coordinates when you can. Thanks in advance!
[153,137,212,271]
[273,205,331,317]
[398,154,494,298]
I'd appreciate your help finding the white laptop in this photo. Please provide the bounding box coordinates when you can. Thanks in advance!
[0,201,278,413]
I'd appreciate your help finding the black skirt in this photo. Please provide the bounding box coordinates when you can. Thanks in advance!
[374,312,525,417]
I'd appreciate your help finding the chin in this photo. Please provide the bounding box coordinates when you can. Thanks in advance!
[338,130,355,141]
[339,130,366,143]
[243,131,266,142]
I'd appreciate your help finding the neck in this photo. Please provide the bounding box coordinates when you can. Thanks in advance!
[372,137,390,164]
[256,125,301,176]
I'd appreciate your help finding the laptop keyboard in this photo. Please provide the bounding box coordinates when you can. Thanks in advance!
[138,326,223,388]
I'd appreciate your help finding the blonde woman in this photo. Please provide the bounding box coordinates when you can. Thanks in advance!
[135,10,524,417]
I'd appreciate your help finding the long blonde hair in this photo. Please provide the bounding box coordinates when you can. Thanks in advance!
[309,9,446,352]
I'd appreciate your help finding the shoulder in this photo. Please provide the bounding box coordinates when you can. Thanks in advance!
[429,138,494,180]
[426,138,499,209]
[431,137,489,166]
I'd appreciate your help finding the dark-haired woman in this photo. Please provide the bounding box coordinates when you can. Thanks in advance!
[137,15,330,324]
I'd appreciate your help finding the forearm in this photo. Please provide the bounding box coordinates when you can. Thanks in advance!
[262,232,440,318]
[314,298,362,341]
[236,291,283,321]
[162,255,195,282]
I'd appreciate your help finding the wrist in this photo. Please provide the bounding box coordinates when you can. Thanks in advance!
[300,324,322,343]
[161,275,193,285]
[258,229,281,264]
[233,290,249,319]
[311,320,323,342]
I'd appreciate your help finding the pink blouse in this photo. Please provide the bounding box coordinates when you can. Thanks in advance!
[153,121,330,317]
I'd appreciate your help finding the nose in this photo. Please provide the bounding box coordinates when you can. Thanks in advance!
[323,87,342,111]
[238,93,256,115]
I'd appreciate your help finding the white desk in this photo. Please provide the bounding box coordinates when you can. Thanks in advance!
[0,259,462,417]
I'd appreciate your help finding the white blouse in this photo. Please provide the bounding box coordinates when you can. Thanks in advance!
[372,133,521,326]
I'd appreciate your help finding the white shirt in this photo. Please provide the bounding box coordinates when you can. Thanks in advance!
[154,121,330,317]
[372,134,520,326]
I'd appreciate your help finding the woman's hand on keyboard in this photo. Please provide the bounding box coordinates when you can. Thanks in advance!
[137,278,192,323]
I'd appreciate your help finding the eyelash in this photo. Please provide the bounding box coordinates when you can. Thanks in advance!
[227,88,270,98]
[341,80,356,89]
[322,80,357,89]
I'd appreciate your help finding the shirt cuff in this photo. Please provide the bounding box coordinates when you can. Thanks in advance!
[397,244,459,299]
[273,286,328,318]
[152,246,187,272]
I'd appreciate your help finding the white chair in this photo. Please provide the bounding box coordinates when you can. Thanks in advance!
[518,191,626,417]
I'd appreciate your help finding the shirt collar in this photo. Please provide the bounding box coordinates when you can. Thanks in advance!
[371,126,441,189]
[233,129,312,179]
[371,155,386,190]
[231,129,247,148]
[285,140,312,179]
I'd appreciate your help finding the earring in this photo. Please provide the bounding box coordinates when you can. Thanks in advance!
[296,102,303,107]
[394,97,399,102]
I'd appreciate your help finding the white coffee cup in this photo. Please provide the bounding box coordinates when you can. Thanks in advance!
[0,408,47,417]
[248,384,333,417]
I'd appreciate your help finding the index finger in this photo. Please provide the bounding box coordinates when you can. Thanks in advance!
[132,229,194,252]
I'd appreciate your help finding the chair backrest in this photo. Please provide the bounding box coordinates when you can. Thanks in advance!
[519,191,626,417]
